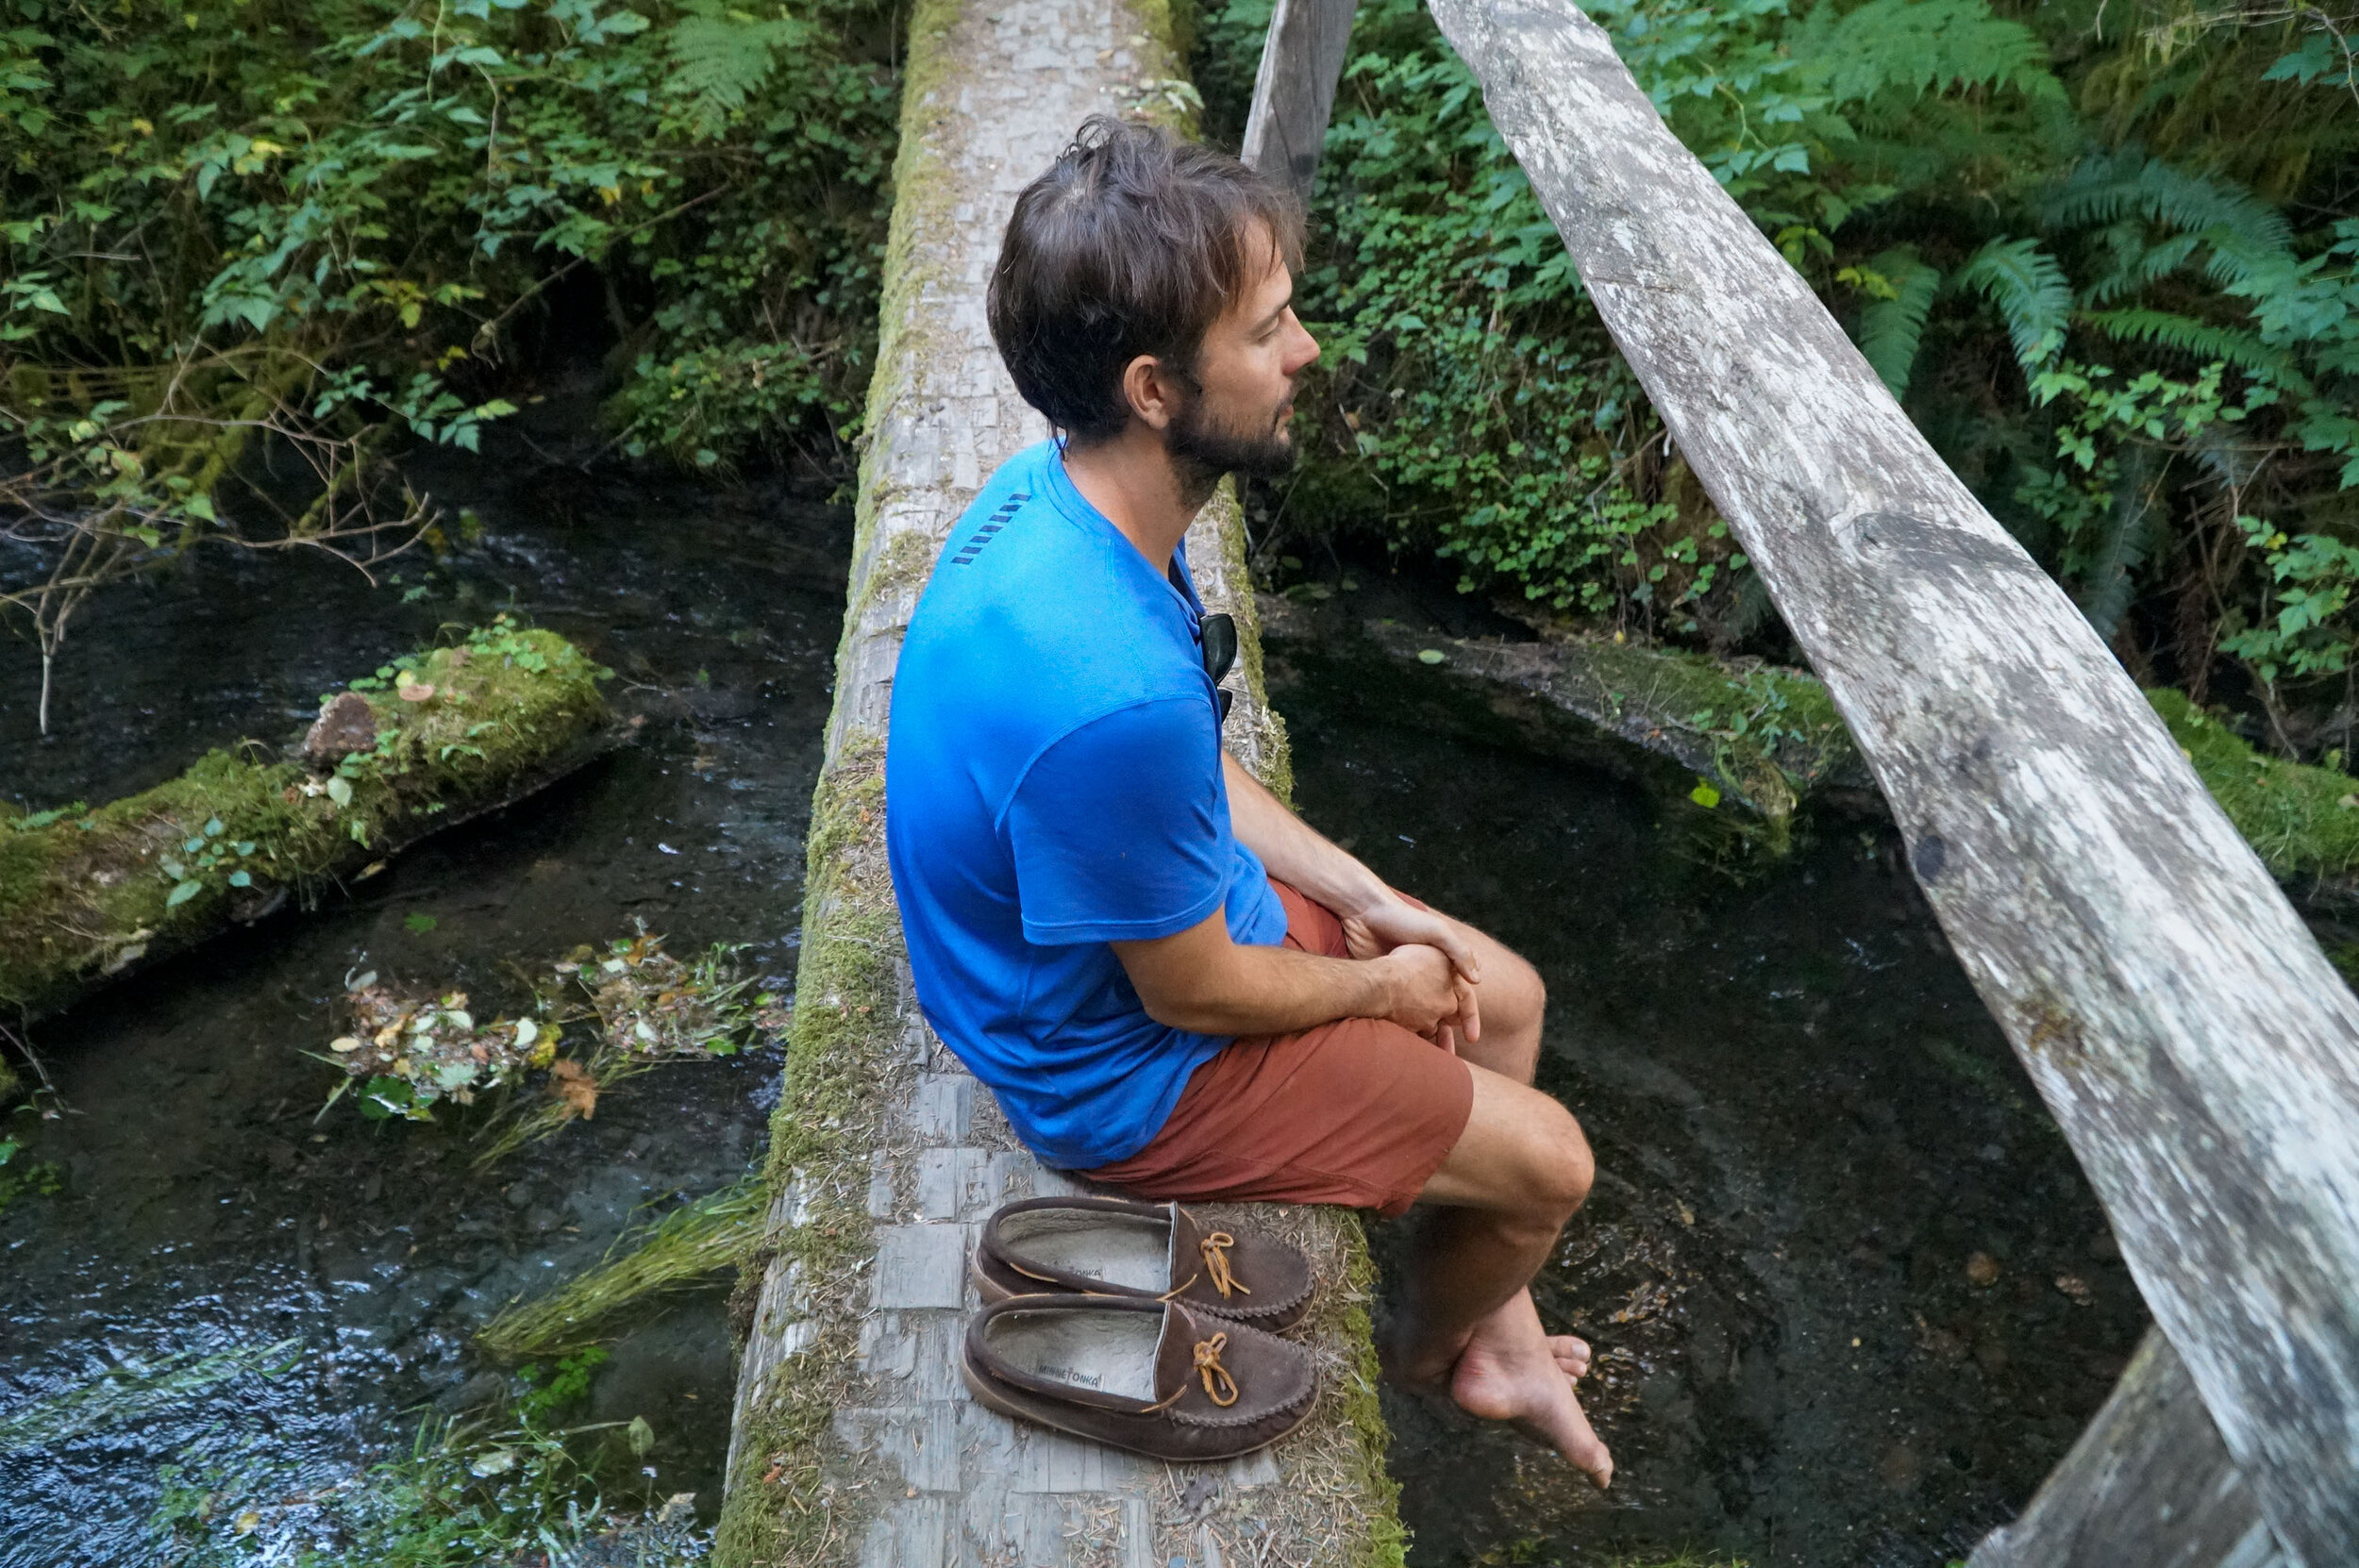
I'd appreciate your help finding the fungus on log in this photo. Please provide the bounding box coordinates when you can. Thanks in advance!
[0,625,615,1023]
[1423,0,2359,1560]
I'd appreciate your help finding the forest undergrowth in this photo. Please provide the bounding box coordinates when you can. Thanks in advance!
[7,0,2358,763]
[1,0,897,728]
[1196,0,2359,761]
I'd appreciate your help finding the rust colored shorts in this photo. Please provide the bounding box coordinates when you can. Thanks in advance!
[1080,879,1475,1217]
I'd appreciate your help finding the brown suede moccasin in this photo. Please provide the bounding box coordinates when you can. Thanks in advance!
[972,1195,1313,1330]
[961,1294,1316,1460]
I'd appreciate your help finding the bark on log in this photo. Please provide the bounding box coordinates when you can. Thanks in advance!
[1240,0,1359,206]
[1423,1,2359,1560]
[713,2,1393,1561]
[1969,1327,2283,1568]
[0,628,617,1025]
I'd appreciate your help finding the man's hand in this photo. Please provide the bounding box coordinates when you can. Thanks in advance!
[1371,942,1479,1052]
[1344,892,1482,1048]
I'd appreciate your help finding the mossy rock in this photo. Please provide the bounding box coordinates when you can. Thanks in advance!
[0,625,612,1022]
[2147,688,2359,891]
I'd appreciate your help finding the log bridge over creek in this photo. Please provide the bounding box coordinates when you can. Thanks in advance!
[717,0,2359,1562]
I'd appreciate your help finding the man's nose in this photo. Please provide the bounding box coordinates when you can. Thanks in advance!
[1286,317,1321,375]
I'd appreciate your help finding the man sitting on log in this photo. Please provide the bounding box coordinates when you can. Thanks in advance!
[885,115,1613,1489]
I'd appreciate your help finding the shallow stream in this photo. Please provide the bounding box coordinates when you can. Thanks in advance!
[4,428,2145,1566]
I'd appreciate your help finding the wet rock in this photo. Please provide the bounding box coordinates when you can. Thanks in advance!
[1965,1251,2000,1287]
[434,1369,510,1414]
[304,692,382,765]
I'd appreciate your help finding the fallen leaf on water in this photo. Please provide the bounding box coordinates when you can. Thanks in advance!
[550,1059,598,1120]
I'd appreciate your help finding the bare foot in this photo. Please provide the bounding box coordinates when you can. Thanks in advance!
[1448,1291,1614,1490]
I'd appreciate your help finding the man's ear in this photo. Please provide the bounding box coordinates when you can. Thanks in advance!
[1119,353,1181,433]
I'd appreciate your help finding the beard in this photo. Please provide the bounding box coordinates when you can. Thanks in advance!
[1163,381,1298,507]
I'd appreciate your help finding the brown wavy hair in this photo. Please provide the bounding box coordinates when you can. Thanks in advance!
[988,116,1303,443]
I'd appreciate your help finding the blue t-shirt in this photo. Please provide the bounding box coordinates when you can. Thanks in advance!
[884,441,1287,1168]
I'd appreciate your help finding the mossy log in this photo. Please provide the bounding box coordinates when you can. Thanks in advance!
[715,0,1400,1560]
[1,627,614,1023]
[1260,595,1872,830]
[1269,601,2359,907]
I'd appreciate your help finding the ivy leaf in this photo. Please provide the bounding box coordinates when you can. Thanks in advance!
[326,776,354,808]
[165,879,203,908]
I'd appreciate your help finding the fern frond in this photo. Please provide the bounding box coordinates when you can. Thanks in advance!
[2083,309,2299,380]
[1855,247,1943,398]
[1952,237,2071,373]
[2043,151,2292,259]
[2078,444,2158,642]
[2082,225,2200,308]
[665,5,800,137]
[1799,0,2064,106]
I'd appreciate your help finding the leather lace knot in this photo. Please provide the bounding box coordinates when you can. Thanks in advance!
[1146,1329,1241,1410]
[1199,1231,1250,1300]
[1192,1331,1241,1407]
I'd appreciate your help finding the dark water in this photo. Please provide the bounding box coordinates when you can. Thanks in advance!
[4,425,2148,1566]
[0,408,850,1565]
[1274,640,2149,1567]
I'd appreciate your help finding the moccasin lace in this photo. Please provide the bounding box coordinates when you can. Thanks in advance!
[1197,1231,1249,1300]
[1146,1330,1241,1410]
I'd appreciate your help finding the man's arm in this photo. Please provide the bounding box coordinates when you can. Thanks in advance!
[1113,907,1464,1039]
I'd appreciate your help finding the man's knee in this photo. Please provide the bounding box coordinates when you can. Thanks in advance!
[1515,1100,1593,1223]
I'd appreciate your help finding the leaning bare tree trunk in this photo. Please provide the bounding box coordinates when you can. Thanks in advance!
[1241,0,1360,207]
[1425,1,2359,1562]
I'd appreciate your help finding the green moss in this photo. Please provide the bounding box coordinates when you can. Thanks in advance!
[715,743,901,1568]
[0,1056,20,1108]
[2147,688,2359,880]
[0,625,609,1020]
[1324,1221,1408,1568]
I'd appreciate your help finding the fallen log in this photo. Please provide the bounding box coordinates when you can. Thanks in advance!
[713,0,1398,1560]
[1424,0,2359,1560]
[1268,598,2359,910]
[1241,0,1360,206]
[0,620,616,1023]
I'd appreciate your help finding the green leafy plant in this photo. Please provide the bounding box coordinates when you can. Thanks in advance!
[0,1136,60,1213]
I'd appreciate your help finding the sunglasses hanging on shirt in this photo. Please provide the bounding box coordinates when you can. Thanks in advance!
[1169,557,1238,729]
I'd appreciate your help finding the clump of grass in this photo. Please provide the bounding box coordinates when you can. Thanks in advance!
[310,926,788,1162]
[321,975,555,1123]
[0,1337,300,1456]
[477,1179,765,1361]
[471,927,789,1166]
